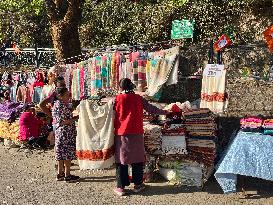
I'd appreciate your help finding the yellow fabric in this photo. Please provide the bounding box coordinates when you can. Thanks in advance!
[0,120,19,142]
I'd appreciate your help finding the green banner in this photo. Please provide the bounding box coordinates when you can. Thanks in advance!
[171,19,194,39]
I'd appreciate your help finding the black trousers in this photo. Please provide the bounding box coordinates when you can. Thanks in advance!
[116,162,144,188]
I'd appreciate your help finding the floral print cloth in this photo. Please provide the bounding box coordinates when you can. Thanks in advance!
[52,100,76,161]
[215,131,273,193]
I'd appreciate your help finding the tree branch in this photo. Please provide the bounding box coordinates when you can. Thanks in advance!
[63,0,85,26]
[45,0,58,22]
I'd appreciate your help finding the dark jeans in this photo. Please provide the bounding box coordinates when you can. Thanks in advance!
[116,162,144,188]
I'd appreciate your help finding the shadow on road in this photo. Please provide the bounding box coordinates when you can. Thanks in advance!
[140,175,273,199]
[79,175,116,183]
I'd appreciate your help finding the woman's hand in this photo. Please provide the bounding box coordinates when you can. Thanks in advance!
[61,119,73,126]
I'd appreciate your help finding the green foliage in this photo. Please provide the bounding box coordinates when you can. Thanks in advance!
[1,0,273,48]
[80,0,186,47]
[0,0,50,47]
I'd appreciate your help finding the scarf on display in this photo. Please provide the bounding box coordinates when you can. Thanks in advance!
[200,64,227,113]
[101,55,108,89]
[32,72,44,88]
[89,58,97,96]
[76,100,115,170]
[110,53,118,89]
[71,67,81,100]
[146,47,180,97]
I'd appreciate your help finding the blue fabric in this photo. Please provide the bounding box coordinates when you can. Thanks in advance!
[32,87,43,103]
[10,84,17,102]
[215,131,273,194]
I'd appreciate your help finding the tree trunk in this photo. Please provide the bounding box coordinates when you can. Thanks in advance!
[45,0,85,62]
[51,22,82,62]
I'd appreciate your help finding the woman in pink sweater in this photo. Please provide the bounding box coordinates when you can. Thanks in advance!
[19,105,42,144]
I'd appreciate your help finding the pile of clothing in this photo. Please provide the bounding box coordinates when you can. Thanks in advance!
[0,102,27,122]
[0,120,20,142]
[240,116,273,135]
[158,158,204,187]
[184,109,217,167]
[143,124,162,154]
[240,116,263,133]
[161,124,187,155]
[263,119,273,135]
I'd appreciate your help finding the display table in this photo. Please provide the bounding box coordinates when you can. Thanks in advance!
[215,131,273,194]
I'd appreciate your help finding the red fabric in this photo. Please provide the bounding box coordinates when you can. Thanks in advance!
[264,25,273,52]
[167,104,182,119]
[80,68,85,100]
[19,112,42,141]
[214,34,232,51]
[33,72,44,88]
[114,93,144,135]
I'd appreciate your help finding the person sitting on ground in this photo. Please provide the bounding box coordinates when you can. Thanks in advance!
[52,87,79,182]
[35,112,51,149]
[18,105,42,148]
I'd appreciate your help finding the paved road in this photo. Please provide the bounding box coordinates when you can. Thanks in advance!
[0,144,273,205]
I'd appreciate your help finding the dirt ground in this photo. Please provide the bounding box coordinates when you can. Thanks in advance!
[0,144,273,205]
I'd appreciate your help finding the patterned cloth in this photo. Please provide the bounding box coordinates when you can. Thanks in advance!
[52,100,77,161]
[146,46,180,97]
[215,131,273,193]
[0,102,27,122]
[76,100,115,170]
[200,64,227,113]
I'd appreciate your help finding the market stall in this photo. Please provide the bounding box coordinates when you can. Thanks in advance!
[142,106,217,187]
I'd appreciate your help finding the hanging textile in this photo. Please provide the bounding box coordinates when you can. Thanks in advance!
[76,100,115,170]
[89,57,97,96]
[146,46,180,97]
[101,55,108,90]
[40,84,55,102]
[200,64,227,113]
[137,60,147,91]
[71,67,81,100]
[111,53,117,89]
[16,85,31,103]
[80,66,85,100]
[32,87,43,103]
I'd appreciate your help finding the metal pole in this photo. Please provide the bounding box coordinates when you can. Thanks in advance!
[34,42,39,68]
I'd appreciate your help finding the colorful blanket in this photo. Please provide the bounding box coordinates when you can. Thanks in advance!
[146,47,180,97]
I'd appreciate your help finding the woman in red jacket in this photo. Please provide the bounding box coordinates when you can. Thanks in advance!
[114,78,169,196]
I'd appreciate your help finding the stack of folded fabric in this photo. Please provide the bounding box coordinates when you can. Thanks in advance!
[240,116,263,133]
[143,112,155,124]
[143,124,162,154]
[262,119,273,135]
[183,108,217,167]
[161,124,187,155]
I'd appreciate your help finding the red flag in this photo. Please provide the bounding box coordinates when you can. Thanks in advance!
[214,34,232,52]
[263,25,273,52]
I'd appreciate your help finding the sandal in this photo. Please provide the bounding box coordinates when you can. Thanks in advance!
[133,184,146,193]
[65,175,80,183]
[56,173,65,181]
[113,188,125,196]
